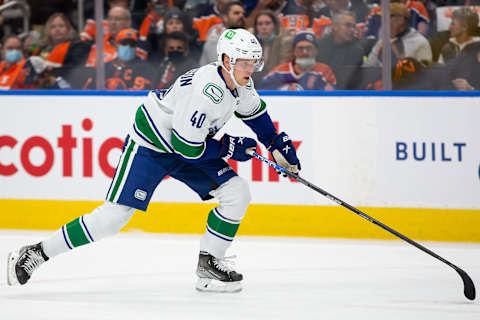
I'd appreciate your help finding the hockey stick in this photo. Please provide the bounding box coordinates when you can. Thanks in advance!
[247,150,476,301]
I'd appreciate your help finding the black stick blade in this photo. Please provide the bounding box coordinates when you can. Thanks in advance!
[456,267,476,300]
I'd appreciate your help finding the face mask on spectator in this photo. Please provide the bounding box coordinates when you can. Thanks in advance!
[257,33,275,42]
[295,57,315,70]
[5,50,23,63]
[167,50,185,63]
[117,45,135,62]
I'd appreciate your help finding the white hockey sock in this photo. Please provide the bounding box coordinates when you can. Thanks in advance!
[199,207,240,258]
[200,177,250,258]
[42,202,134,258]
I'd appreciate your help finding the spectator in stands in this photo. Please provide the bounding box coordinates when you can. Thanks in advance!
[317,0,369,37]
[39,13,76,59]
[319,0,369,22]
[191,0,231,42]
[22,56,72,89]
[85,28,154,90]
[80,0,130,41]
[251,10,285,85]
[364,3,432,67]
[138,0,177,52]
[365,0,430,38]
[40,12,91,68]
[260,31,336,90]
[246,0,338,38]
[149,7,202,63]
[438,7,480,64]
[316,11,366,89]
[445,40,480,90]
[199,1,246,65]
[154,31,198,88]
[0,35,27,90]
[84,6,148,66]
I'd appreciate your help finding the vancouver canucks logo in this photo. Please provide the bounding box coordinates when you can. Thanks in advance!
[224,30,236,39]
[203,83,224,104]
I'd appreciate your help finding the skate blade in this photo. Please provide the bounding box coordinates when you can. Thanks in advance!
[7,250,20,286]
[195,278,242,293]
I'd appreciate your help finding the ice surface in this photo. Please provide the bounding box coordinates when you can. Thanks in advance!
[0,230,479,320]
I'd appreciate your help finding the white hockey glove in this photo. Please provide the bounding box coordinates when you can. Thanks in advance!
[268,132,301,174]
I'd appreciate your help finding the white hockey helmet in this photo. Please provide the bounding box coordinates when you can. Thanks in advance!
[217,28,264,72]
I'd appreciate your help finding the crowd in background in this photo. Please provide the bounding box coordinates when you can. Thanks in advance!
[0,0,479,91]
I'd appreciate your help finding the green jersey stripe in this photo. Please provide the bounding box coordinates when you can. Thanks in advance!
[206,209,240,238]
[171,130,205,159]
[234,99,267,120]
[65,217,90,247]
[134,105,169,152]
[108,139,135,202]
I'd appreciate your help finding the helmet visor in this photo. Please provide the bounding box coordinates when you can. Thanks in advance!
[233,58,264,72]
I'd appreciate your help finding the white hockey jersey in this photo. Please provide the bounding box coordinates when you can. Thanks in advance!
[128,63,267,159]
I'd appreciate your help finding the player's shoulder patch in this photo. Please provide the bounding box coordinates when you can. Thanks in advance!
[203,82,224,104]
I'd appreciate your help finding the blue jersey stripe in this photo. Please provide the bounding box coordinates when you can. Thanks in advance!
[81,216,95,243]
[62,225,73,250]
[171,128,204,146]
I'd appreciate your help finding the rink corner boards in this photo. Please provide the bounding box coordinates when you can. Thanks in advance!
[1,199,479,243]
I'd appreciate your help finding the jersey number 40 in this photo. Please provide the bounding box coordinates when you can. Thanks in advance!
[190,110,206,128]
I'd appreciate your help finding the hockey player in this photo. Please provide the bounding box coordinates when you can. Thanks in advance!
[7,28,301,293]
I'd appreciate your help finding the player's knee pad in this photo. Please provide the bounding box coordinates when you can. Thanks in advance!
[210,176,251,221]
[83,201,135,240]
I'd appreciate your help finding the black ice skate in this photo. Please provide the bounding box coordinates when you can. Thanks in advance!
[195,251,243,293]
[7,243,49,286]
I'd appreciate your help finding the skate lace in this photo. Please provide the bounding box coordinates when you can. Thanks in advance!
[22,249,46,276]
[213,255,237,273]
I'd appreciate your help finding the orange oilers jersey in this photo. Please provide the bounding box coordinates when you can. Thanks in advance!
[278,13,310,32]
[406,0,430,23]
[139,11,163,41]
[45,41,72,66]
[311,15,333,39]
[85,39,117,67]
[0,59,27,90]
[193,14,222,42]
[80,19,109,41]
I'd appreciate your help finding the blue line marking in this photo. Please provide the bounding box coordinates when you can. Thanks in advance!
[2,89,480,97]
[0,90,149,96]
[257,90,480,97]
[61,226,73,250]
